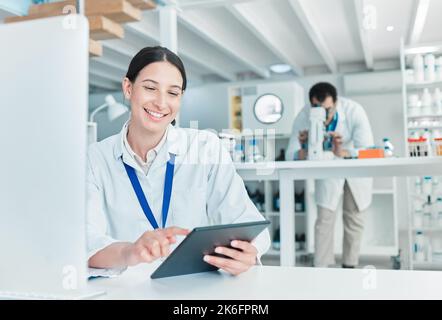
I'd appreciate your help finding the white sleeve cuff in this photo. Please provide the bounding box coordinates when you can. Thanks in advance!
[88,266,127,279]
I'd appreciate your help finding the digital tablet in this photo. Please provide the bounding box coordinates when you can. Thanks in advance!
[150,220,270,279]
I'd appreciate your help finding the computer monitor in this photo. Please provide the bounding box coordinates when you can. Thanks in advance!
[0,15,100,299]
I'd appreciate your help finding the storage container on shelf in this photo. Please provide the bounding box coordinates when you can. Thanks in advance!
[413,54,424,83]
[424,53,436,82]
[437,56,442,81]
[415,231,425,262]
[423,176,432,196]
[434,197,442,222]
[433,88,442,115]
[422,88,432,115]
[408,94,421,117]
[408,137,431,157]
[414,208,423,229]
[219,133,236,161]
[423,203,432,228]
[433,138,442,156]
[415,177,423,195]
[432,176,441,195]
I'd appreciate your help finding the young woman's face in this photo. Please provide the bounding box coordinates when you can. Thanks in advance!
[123,61,183,134]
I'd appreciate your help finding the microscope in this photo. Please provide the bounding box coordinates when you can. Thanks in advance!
[307,106,326,160]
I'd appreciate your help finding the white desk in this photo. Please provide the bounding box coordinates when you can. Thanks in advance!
[88,262,442,299]
[235,157,442,267]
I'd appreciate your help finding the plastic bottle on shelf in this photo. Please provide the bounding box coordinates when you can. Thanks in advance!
[233,144,244,163]
[422,88,432,115]
[424,53,436,82]
[415,231,425,262]
[423,202,432,228]
[408,94,420,117]
[423,176,433,196]
[413,54,425,83]
[409,93,420,107]
[414,197,424,211]
[246,139,263,163]
[422,129,433,156]
[383,138,394,157]
[427,238,433,262]
[245,139,255,163]
[437,197,442,227]
[414,208,423,229]
[432,176,440,194]
[410,131,419,140]
[433,88,442,114]
[432,196,442,221]
[219,133,236,161]
[415,177,422,195]
[437,56,442,81]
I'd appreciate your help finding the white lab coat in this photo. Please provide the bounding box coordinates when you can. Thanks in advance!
[86,123,270,260]
[286,97,374,212]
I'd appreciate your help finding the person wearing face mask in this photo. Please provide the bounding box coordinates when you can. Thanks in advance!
[86,46,270,276]
[286,82,374,268]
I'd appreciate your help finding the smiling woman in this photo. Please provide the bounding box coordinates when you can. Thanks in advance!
[86,46,271,277]
[122,47,186,162]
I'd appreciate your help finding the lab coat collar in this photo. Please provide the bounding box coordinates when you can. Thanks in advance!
[113,121,185,164]
[335,97,346,123]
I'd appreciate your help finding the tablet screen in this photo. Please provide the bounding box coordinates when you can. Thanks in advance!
[150,220,270,279]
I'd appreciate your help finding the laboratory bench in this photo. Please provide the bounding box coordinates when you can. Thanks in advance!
[235,157,442,267]
[87,261,442,299]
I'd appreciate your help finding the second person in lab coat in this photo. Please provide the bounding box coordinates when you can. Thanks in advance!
[87,46,270,275]
[286,82,374,268]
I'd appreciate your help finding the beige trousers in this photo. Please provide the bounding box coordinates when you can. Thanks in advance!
[314,181,365,267]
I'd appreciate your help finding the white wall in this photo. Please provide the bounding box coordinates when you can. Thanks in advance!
[180,83,229,132]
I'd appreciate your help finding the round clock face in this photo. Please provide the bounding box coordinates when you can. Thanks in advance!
[253,94,283,124]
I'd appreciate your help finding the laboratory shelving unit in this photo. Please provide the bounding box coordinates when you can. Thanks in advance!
[400,38,442,270]
[244,179,309,261]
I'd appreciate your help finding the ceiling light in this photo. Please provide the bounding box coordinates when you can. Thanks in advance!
[270,64,292,74]
[386,25,394,32]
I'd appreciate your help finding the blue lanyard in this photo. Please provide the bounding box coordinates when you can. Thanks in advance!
[123,153,176,229]
[326,112,338,132]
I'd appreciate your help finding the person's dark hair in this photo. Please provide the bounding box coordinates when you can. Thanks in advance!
[309,82,337,104]
[126,46,186,126]
[126,46,187,91]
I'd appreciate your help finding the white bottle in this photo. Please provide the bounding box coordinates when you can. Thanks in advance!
[415,177,422,195]
[246,139,263,163]
[423,176,433,196]
[432,196,440,221]
[437,198,442,227]
[383,138,394,157]
[422,128,432,142]
[424,53,436,82]
[414,209,423,229]
[422,88,432,115]
[432,88,442,114]
[423,203,432,227]
[233,144,244,163]
[427,238,433,262]
[414,54,425,83]
[436,56,442,81]
[246,139,255,163]
[415,231,425,261]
